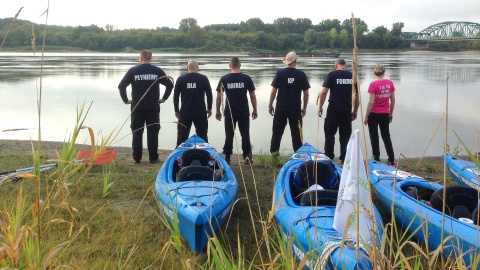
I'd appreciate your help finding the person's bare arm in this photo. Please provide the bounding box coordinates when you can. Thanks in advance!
[215,91,222,121]
[352,92,359,121]
[364,93,375,125]
[317,87,329,117]
[301,89,309,117]
[268,87,278,116]
[389,91,395,123]
[249,90,258,120]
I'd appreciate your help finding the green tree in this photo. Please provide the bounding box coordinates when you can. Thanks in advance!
[372,26,388,36]
[105,24,116,32]
[330,28,338,49]
[339,29,348,48]
[391,22,404,37]
[341,18,369,35]
[243,18,265,33]
[179,18,199,33]
[304,28,317,46]
[295,18,313,34]
[273,17,296,33]
[317,19,341,32]
[317,31,331,48]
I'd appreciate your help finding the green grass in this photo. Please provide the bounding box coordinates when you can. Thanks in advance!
[2,141,477,269]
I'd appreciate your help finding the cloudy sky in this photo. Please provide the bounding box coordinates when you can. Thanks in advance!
[2,0,479,33]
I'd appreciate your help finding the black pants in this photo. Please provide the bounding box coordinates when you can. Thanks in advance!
[176,117,208,147]
[131,109,160,162]
[324,102,352,161]
[367,112,395,163]
[223,117,251,158]
[270,105,303,154]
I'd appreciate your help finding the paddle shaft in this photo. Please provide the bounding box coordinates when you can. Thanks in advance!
[0,163,58,180]
[0,149,116,181]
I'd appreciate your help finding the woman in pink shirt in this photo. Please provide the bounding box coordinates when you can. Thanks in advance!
[364,64,396,166]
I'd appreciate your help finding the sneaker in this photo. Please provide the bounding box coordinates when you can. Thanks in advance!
[388,162,396,167]
[225,154,231,165]
[132,158,141,164]
[149,159,160,164]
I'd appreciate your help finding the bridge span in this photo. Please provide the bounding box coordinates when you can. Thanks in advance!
[402,21,480,41]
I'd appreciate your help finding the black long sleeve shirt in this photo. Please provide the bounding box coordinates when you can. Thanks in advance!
[118,63,173,110]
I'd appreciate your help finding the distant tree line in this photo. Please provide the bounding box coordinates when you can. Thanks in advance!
[0,17,478,52]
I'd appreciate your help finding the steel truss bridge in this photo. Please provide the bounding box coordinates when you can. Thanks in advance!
[402,21,480,41]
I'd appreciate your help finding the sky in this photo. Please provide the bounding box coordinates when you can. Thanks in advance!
[1,0,479,33]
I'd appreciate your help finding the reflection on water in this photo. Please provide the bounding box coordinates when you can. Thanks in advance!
[1,52,479,158]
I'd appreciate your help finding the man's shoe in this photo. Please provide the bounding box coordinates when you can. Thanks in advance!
[133,158,141,164]
[225,154,231,165]
[149,159,160,164]
[244,153,253,165]
[388,162,396,167]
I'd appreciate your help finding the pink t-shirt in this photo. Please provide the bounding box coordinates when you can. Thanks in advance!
[367,79,395,114]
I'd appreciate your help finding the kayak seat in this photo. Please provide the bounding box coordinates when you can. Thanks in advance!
[452,205,470,219]
[177,166,214,182]
[430,186,478,217]
[473,209,479,225]
[290,174,306,203]
[294,160,339,190]
[181,148,211,167]
[300,189,338,207]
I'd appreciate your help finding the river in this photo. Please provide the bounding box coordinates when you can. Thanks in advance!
[1,51,479,159]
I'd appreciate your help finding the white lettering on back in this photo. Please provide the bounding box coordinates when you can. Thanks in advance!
[336,78,352,84]
[134,74,158,81]
[227,82,245,89]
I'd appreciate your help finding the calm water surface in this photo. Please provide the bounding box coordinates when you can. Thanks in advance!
[1,52,479,158]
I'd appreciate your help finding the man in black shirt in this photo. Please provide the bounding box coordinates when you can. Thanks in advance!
[317,58,359,164]
[268,51,310,154]
[173,60,213,147]
[215,57,258,164]
[118,49,174,164]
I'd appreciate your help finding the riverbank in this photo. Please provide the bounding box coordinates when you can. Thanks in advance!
[0,139,456,186]
[0,139,458,268]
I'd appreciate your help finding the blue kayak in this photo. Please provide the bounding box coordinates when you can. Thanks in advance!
[368,159,480,268]
[444,155,479,189]
[154,134,238,254]
[273,142,383,270]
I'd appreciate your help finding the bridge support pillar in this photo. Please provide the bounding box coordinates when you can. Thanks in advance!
[410,41,430,49]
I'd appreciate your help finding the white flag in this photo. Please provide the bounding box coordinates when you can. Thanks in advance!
[333,129,374,243]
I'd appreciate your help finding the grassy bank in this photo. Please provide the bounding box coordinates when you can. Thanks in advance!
[0,138,462,269]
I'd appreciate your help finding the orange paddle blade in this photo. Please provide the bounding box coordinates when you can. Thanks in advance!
[77,149,116,165]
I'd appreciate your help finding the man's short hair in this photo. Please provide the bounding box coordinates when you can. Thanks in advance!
[230,57,241,68]
[335,58,346,66]
[140,49,152,61]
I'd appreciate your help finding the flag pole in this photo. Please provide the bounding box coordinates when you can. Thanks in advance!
[351,13,378,267]
[351,13,361,264]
